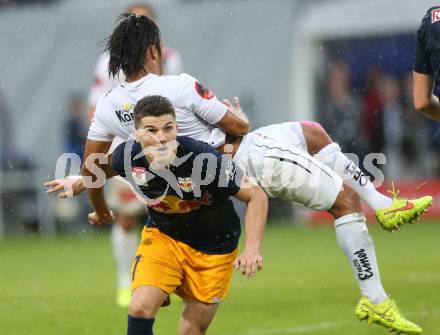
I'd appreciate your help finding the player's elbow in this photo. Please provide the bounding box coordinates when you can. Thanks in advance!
[81,163,88,176]
[250,185,268,208]
[217,112,250,137]
[228,120,250,137]
[242,120,251,134]
[414,96,431,114]
[236,121,250,136]
[81,163,93,177]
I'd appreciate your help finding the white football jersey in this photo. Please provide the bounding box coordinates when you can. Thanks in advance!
[88,73,228,147]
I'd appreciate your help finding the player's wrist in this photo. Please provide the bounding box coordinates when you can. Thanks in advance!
[96,208,112,220]
[243,244,261,254]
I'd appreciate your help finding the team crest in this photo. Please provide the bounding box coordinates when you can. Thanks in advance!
[195,81,214,100]
[432,9,440,23]
[123,103,134,112]
[132,167,147,185]
[178,177,193,193]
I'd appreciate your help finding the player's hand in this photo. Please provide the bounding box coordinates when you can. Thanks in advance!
[234,248,263,278]
[44,176,86,198]
[88,210,115,226]
[222,97,243,115]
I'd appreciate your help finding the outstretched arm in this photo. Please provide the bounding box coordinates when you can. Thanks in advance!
[44,175,86,198]
[82,139,115,225]
[44,142,117,198]
[233,177,268,278]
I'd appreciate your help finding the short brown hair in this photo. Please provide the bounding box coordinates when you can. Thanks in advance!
[134,95,176,127]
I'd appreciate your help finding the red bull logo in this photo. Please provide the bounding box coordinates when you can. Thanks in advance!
[150,193,212,213]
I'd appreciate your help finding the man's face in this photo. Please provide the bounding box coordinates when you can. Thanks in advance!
[135,114,178,168]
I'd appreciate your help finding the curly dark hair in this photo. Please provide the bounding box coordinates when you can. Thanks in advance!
[105,13,162,79]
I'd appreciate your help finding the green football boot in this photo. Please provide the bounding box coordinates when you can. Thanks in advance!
[375,184,432,232]
[355,297,422,334]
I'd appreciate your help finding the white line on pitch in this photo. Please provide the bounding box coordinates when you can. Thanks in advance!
[245,321,346,335]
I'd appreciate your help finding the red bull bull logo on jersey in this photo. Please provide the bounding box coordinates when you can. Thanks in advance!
[150,192,212,213]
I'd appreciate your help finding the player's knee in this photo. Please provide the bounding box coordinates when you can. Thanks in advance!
[180,318,209,335]
[329,186,362,218]
[300,120,325,131]
[129,297,155,318]
[301,121,330,139]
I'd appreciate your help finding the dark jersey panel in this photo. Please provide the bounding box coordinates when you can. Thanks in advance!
[111,136,242,254]
[414,6,440,97]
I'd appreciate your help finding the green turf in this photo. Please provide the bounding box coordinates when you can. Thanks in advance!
[1,222,439,335]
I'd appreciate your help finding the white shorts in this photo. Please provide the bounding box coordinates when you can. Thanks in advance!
[233,124,342,211]
[254,122,308,151]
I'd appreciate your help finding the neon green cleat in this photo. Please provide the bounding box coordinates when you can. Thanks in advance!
[116,287,132,308]
[355,297,422,334]
[375,184,432,232]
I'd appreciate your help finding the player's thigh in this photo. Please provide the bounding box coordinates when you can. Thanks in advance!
[130,285,169,318]
[176,245,238,304]
[132,227,183,298]
[178,300,219,335]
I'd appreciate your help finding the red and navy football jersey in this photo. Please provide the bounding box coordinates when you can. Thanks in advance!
[111,136,242,254]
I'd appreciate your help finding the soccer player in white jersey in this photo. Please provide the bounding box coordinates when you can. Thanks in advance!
[47,14,430,334]
[87,3,183,308]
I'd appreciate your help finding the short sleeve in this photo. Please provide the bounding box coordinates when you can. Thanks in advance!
[180,73,228,124]
[87,96,115,142]
[414,11,433,75]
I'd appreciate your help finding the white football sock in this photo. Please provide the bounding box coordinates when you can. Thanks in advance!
[111,223,139,289]
[335,213,388,304]
[314,143,392,210]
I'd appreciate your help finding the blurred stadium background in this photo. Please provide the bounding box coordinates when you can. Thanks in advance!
[0,0,439,334]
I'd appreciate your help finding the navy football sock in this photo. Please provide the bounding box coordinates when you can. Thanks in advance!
[127,315,155,335]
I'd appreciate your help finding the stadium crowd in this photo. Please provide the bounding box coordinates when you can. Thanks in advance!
[318,59,440,179]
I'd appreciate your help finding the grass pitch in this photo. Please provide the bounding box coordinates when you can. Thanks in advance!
[1,221,439,335]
